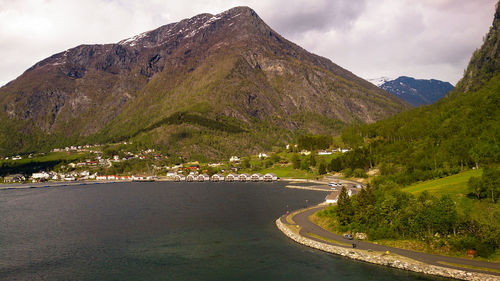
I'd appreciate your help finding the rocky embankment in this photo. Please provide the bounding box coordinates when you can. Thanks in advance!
[276,218,499,281]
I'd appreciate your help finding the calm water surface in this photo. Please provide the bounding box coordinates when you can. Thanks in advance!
[0,182,448,280]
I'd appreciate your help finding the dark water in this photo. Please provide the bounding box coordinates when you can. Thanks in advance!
[0,182,447,280]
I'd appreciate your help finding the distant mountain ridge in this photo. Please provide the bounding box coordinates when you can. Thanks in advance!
[0,6,408,158]
[370,76,454,106]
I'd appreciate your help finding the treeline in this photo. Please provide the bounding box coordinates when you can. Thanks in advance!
[468,166,499,203]
[296,134,332,151]
[319,186,500,257]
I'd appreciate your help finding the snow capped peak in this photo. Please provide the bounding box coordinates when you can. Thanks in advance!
[119,31,148,46]
[367,77,395,87]
[116,7,247,48]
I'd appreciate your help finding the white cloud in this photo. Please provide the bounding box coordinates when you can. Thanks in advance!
[0,0,496,86]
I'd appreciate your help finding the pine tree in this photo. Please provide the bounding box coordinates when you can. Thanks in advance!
[336,186,353,225]
[318,161,327,175]
[292,154,301,169]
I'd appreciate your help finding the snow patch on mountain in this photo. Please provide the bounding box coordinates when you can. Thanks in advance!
[368,77,395,87]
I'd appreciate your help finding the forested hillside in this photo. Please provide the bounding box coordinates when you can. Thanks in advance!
[333,3,500,187]
[319,1,500,259]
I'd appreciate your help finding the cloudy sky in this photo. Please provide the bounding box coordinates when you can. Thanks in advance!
[0,0,496,87]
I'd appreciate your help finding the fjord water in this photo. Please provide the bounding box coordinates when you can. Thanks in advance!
[0,182,446,280]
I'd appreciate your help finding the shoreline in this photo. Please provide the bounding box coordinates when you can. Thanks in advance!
[276,208,499,281]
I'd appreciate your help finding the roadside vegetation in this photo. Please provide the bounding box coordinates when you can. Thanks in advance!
[317,169,500,261]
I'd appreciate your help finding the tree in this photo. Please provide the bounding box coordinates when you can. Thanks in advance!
[336,186,353,225]
[291,154,301,169]
[271,153,281,163]
[483,166,500,203]
[241,157,250,169]
[309,154,316,167]
[353,168,367,178]
[318,161,327,175]
[468,176,485,199]
[328,157,343,172]
[300,158,310,171]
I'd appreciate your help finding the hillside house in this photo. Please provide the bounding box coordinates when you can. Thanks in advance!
[229,156,240,162]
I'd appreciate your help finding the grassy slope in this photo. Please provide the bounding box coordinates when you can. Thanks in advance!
[402,169,482,210]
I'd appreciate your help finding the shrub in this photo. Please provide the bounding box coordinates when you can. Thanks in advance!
[343,168,353,177]
[353,168,367,178]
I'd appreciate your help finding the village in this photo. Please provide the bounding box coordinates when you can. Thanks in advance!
[1,140,354,183]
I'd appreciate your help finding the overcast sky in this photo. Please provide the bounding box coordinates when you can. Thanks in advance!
[0,0,496,87]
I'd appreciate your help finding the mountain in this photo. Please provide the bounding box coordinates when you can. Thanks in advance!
[0,6,407,159]
[340,2,500,184]
[375,76,454,106]
[455,3,500,94]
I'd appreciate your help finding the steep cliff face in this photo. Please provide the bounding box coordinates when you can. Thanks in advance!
[0,6,408,157]
[455,3,500,93]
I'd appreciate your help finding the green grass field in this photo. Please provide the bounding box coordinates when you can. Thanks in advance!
[258,165,317,179]
[403,169,482,196]
[402,169,483,210]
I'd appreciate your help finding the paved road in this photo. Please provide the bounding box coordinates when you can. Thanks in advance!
[282,206,500,277]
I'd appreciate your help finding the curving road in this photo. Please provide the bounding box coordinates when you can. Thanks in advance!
[281,206,500,277]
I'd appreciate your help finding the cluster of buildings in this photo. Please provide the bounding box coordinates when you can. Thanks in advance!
[95,175,157,181]
[325,182,363,204]
[31,171,96,182]
[171,172,279,182]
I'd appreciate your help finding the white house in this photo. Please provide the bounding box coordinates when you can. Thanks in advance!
[299,150,311,155]
[250,173,263,181]
[263,173,278,182]
[186,174,196,182]
[173,174,186,182]
[166,172,177,178]
[325,191,341,204]
[32,172,50,180]
[238,173,250,182]
[211,174,224,182]
[258,153,268,159]
[197,174,210,182]
[318,150,332,155]
[63,176,76,181]
[225,173,237,182]
[229,156,240,162]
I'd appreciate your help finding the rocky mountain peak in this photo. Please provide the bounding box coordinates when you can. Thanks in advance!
[0,6,408,156]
